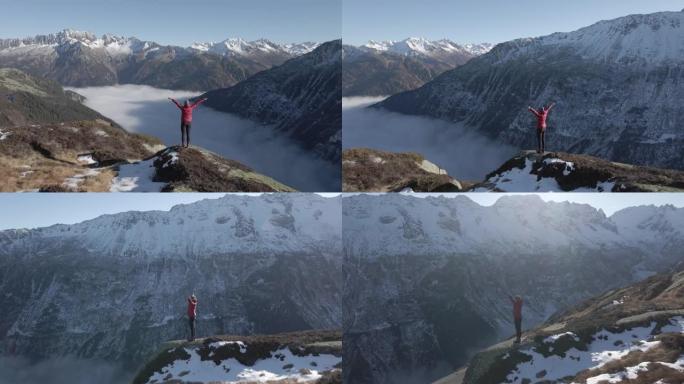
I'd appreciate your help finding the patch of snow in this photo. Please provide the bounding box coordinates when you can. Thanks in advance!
[109,158,166,192]
[584,355,684,384]
[543,332,579,344]
[479,159,563,192]
[161,151,179,168]
[77,154,97,165]
[660,316,684,333]
[479,158,614,192]
[94,129,109,137]
[543,158,575,176]
[507,321,670,383]
[657,354,684,371]
[585,361,650,383]
[209,341,247,354]
[63,168,100,190]
[147,346,340,384]
[0,128,10,140]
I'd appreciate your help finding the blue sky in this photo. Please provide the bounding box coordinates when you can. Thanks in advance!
[0,193,225,230]
[344,0,684,45]
[0,0,341,46]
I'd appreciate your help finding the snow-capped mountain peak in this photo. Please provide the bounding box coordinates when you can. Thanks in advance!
[0,29,318,59]
[501,10,684,64]
[361,37,493,57]
[190,37,319,57]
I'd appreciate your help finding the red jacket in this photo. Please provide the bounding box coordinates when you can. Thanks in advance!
[172,99,206,123]
[187,297,197,318]
[512,297,523,319]
[529,105,554,130]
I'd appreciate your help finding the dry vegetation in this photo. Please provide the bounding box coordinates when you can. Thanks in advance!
[156,146,295,192]
[342,147,462,192]
[0,119,162,191]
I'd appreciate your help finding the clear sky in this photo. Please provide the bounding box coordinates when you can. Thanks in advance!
[411,193,684,216]
[0,193,340,230]
[0,193,225,230]
[0,0,341,46]
[343,0,684,45]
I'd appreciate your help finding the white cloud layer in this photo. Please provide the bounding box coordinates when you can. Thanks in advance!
[70,85,339,191]
[342,96,517,181]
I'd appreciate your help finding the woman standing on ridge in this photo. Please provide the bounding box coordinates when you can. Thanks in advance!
[528,102,555,153]
[169,97,208,148]
[187,294,198,341]
[509,294,523,344]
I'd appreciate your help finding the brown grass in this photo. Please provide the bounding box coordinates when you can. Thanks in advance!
[0,120,159,191]
[342,147,460,192]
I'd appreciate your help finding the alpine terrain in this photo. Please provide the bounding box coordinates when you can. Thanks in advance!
[343,38,492,96]
[439,269,684,384]
[343,194,684,383]
[0,194,342,373]
[342,148,463,192]
[134,330,342,384]
[202,40,342,163]
[377,10,684,170]
[0,29,318,90]
[0,67,296,192]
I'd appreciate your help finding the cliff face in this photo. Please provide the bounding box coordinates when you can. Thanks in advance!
[342,194,684,383]
[377,11,684,170]
[0,195,342,367]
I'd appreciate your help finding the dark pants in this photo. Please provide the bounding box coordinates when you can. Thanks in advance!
[537,128,545,153]
[514,317,522,343]
[188,317,196,341]
[181,122,191,147]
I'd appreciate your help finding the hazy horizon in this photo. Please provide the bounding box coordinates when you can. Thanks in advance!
[344,0,684,46]
[0,0,341,46]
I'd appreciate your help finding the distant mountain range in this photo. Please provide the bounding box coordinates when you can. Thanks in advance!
[376,10,684,170]
[359,38,493,62]
[343,38,492,96]
[0,29,318,90]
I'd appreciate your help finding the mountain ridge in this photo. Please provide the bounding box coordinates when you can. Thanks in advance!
[343,194,684,383]
[0,29,317,90]
[376,10,684,170]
